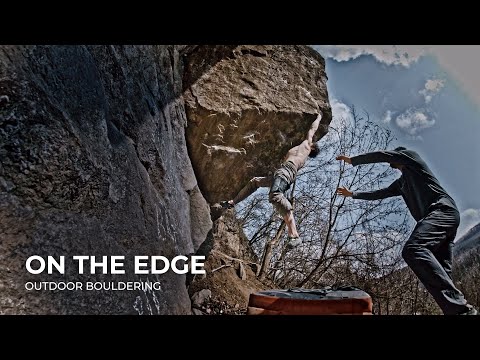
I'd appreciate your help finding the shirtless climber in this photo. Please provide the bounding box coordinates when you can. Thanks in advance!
[220,112,323,248]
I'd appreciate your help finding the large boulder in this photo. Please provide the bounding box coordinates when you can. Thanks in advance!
[183,45,332,204]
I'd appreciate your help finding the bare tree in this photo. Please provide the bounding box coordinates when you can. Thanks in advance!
[454,248,480,310]
[236,107,420,312]
[281,109,411,287]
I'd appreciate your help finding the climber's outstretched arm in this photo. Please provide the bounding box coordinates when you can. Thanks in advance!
[306,112,322,146]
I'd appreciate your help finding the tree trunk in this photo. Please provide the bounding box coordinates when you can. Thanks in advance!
[258,222,286,280]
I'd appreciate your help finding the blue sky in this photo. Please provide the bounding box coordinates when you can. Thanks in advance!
[312,45,480,237]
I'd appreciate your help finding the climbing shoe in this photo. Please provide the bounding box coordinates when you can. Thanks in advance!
[459,306,478,315]
[287,237,302,250]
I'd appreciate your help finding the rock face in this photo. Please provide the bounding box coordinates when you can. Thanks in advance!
[0,45,331,314]
[188,209,273,314]
[183,45,332,204]
[0,45,211,314]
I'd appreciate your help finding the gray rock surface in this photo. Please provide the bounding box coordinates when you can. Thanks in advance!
[191,288,212,306]
[0,45,211,314]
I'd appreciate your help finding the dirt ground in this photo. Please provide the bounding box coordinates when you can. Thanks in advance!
[188,208,276,315]
[188,250,275,314]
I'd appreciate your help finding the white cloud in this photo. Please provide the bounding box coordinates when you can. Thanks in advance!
[383,79,442,137]
[425,79,445,92]
[331,98,353,123]
[395,108,435,136]
[312,45,427,67]
[382,110,393,123]
[457,208,480,237]
[328,99,354,139]
[419,78,445,103]
[312,45,480,108]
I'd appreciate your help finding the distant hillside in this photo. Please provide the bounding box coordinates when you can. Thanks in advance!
[451,222,480,312]
[366,222,480,314]
[454,222,480,255]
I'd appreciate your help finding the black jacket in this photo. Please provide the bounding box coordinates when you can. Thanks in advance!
[351,149,458,221]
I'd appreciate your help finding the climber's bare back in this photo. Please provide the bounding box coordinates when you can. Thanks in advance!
[284,140,311,170]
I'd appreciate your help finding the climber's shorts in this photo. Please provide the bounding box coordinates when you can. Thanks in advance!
[268,161,297,216]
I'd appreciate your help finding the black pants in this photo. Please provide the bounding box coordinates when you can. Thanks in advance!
[402,204,469,314]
